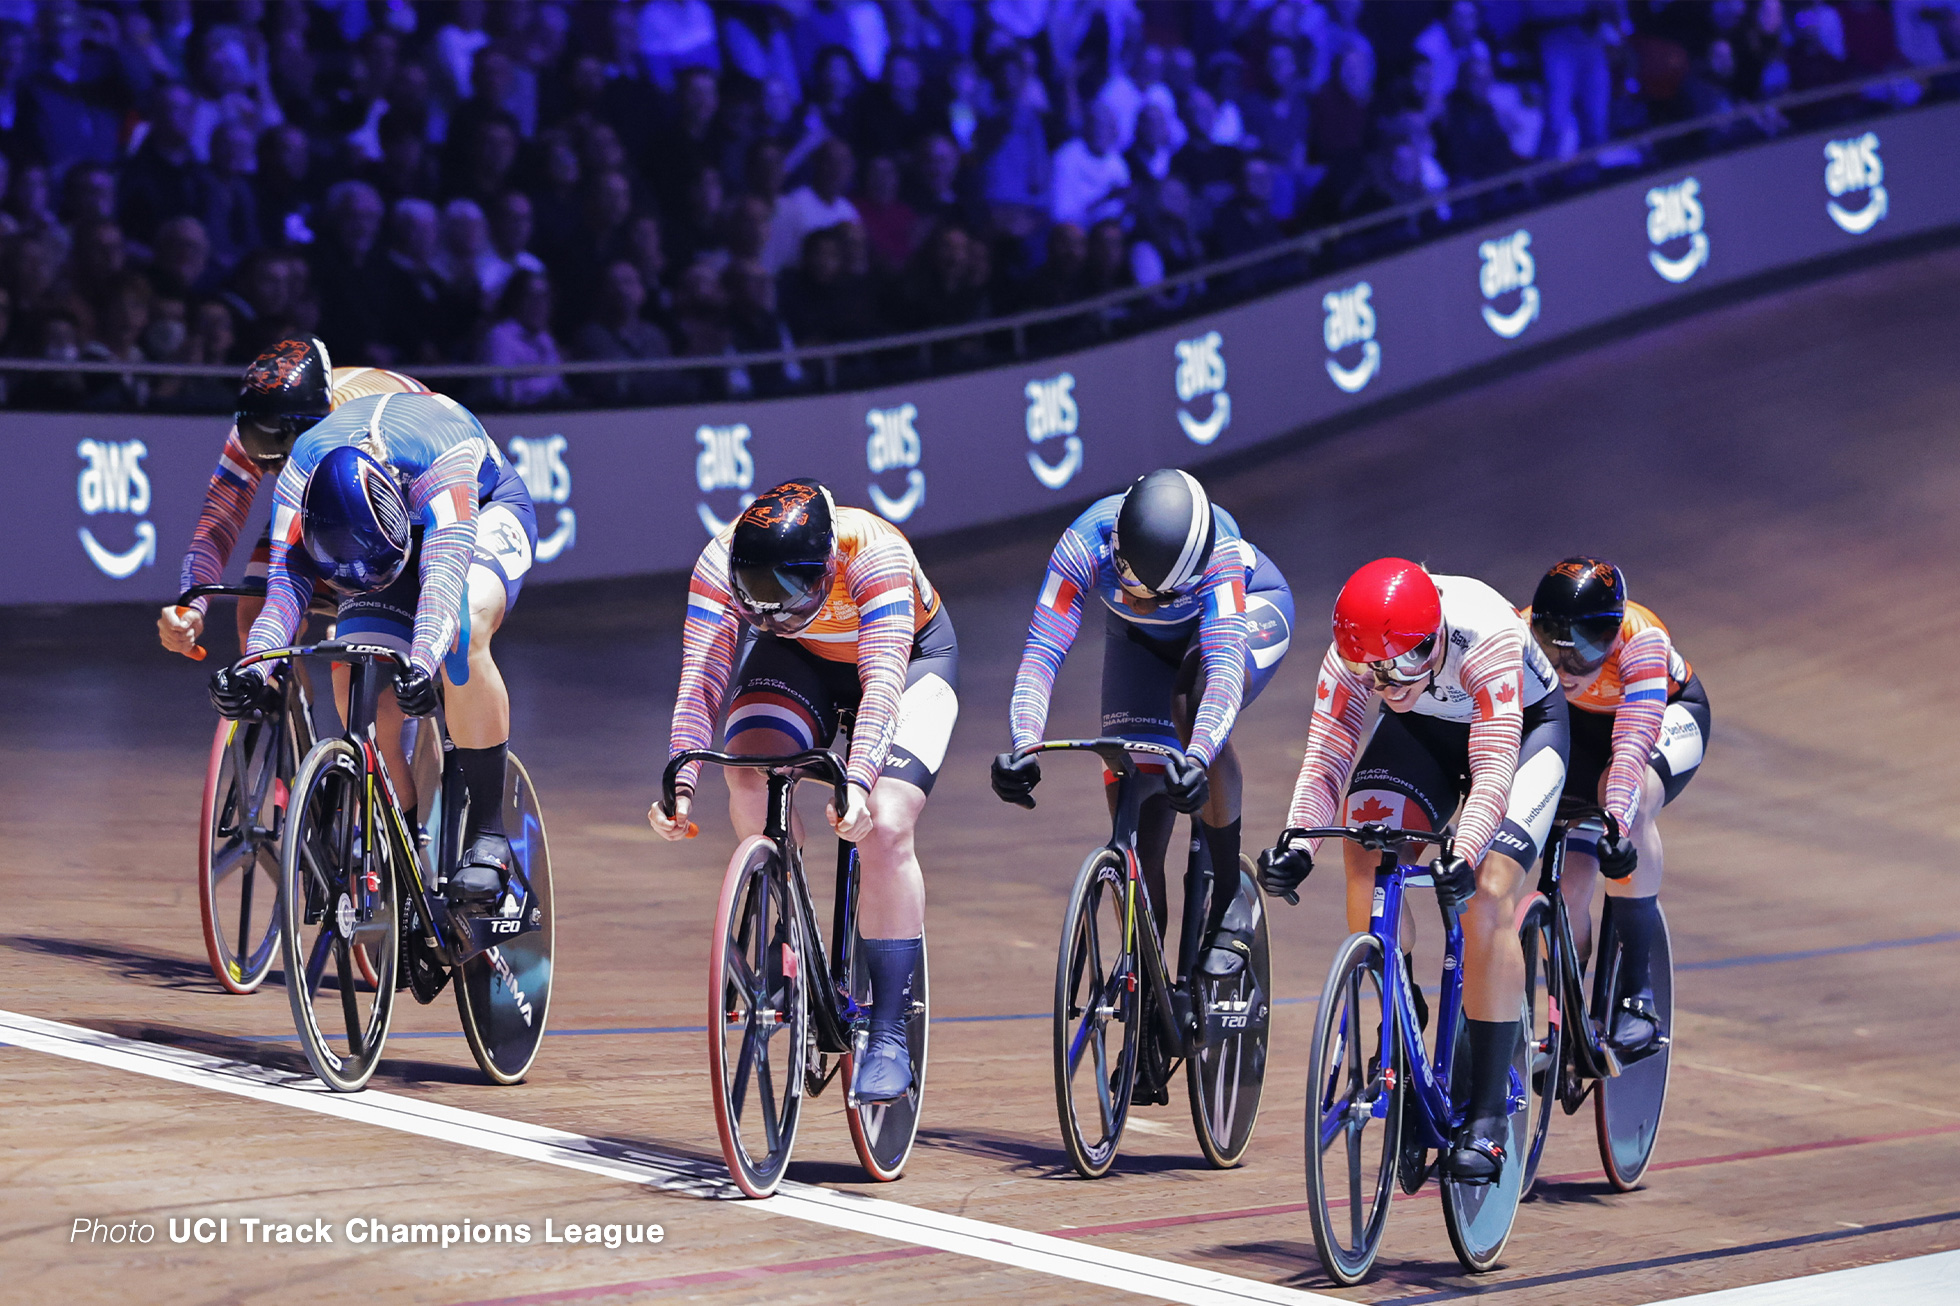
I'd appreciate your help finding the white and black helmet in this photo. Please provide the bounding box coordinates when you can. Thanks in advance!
[1112,468,1215,598]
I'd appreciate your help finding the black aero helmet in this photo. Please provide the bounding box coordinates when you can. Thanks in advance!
[729,479,837,635]
[301,445,412,593]
[1530,556,1627,675]
[1112,469,1215,597]
[235,337,333,465]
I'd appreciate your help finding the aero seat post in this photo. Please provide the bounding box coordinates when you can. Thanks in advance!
[763,770,793,844]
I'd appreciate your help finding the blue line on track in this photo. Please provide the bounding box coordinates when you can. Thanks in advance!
[224,928,1960,1044]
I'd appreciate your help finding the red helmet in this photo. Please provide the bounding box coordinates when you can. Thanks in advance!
[1333,558,1442,677]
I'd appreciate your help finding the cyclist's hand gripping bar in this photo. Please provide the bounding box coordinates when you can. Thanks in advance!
[172,583,269,662]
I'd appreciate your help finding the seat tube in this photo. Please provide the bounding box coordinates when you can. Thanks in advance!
[763,772,792,843]
[1435,894,1467,1099]
[831,841,858,992]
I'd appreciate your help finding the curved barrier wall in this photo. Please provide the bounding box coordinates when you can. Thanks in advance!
[9,105,1957,607]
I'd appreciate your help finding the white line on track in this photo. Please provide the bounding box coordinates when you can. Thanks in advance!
[0,1009,1334,1306]
[1647,1249,1960,1304]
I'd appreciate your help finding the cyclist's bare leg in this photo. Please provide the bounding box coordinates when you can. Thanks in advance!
[1340,804,1431,944]
[855,776,926,938]
[440,567,509,749]
[1562,766,1667,965]
[1461,849,1528,1021]
[724,726,808,847]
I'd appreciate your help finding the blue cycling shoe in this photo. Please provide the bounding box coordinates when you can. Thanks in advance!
[851,1033,913,1103]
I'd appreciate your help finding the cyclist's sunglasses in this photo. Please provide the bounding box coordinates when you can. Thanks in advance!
[1352,632,1438,686]
[1532,616,1618,676]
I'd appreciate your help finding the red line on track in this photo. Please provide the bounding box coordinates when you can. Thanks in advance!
[446,1121,1960,1305]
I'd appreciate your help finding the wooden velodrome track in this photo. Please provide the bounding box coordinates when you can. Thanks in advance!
[4,245,1959,1306]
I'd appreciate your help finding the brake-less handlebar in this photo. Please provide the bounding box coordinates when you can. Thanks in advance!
[231,640,411,676]
[1012,736,1191,776]
[1554,794,1621,842]
[660,748,853,832]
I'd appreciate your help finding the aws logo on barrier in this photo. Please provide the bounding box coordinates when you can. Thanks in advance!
[1322,281,1379,393]
[505,436,576,561]
[865,403,925,522]
[1174,331,1230,444]
[1646,177,1709,283]
[695,423,756,534]
[77,439,155,579]
[1825,132,1887,234]
[1024,372,1081,490]
[1478,230,1539,339]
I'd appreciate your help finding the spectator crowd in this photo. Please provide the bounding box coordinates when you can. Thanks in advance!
[0,0,1953,410]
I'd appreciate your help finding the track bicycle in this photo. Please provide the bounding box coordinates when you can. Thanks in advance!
[661,744,929,1199]
[1518,795,1674,1195]
[226,640,555,1091]
[1296,820,1531,1284]
[1014,737,1272,1180]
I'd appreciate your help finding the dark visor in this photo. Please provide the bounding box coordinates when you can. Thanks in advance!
[1532,615,1619,674]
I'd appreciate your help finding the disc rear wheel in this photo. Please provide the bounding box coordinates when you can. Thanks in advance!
[1054,848,1140,1179]
[454,753,555,1085]
[1186,858,1271,1169]
[846,917,929,1182]
[1594,898,1673,1190]
[1439,1004,1532,1273]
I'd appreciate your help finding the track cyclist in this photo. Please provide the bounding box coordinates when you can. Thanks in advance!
[1524,557,1709,1057]
[648,479,959,1104]
[157,337,431,654]
[993,468,1293,978]
[207,390,537,904]
[1260,558,1566,1184]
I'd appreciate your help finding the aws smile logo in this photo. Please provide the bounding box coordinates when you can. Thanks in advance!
[1023,373,1081,490]
[506,435,575,561]
[1173,331,1230,444]
[1825,132,1887,234]
[865,403,925,521]
[1322,281,1379,392]
[694,423,755,534]
[1478,230,1539,339]
[77,439,155,578]
[1646,177,1708,283]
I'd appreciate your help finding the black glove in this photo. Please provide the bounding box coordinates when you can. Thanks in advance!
[1165,755,1210,813]
[1257,836,1313,903]
[394,665,441,718]
[990,752,1041,808]
[1431,854,1477,913]
[1596,832,1638,881]
[209,665,277,719]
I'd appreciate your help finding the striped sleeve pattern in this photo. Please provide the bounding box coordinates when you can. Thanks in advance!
[243,461,317,659]
[1604,626,1672,830]
[1185,546,1251,768]
[178,430,265,612]
[667,537,743,796]
[1456,627,1528,864]
[843,533,918,792]
[404,441,481,676]
[1007,526,1100,752]
[1286,647,1374,837]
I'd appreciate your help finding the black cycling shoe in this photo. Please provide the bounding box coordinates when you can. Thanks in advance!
[1609,994,1664,1060]
[447,832,513,903]
[1199,894,1257,977]
[1441,1120,1507,1185]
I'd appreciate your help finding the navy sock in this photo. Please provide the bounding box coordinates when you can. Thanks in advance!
[1612,895,1663,1000]
[1464,1018,1521,1126]
[455,743,507,840]
[1200,819,1242,939]
[861,936,920,1046]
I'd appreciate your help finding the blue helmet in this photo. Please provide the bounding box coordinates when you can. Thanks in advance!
[301,445,412,592]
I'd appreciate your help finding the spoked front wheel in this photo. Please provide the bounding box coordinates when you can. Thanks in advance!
[1518,895,1563,1198]
[1054,847,1141,1179]
[845,918,929,1182]
[454,753,556,1085]
[1186,858,1271,1169]
[1439,1004,1532,1273]
[1593,897,1673,1191]
[280,739,399,1092]
[198,714,289,994]
[1305,931,1401,1287]
[710,835,808,1198]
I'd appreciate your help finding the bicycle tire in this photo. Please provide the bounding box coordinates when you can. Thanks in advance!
[710,835,808,1198]
[1185,857,1271,1169]
[455,752,555,1085]
[197,715,288,994]
[1518,895,1563,1198]
[1593,898,1674,1191]
[845,921,929,1182]
[1054,846,1141,1179]
[1304,930,1400,1287]
[280,738,399,1092]
[1439,1001,1532,1273]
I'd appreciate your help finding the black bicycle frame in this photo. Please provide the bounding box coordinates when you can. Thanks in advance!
[663,747,863,1057]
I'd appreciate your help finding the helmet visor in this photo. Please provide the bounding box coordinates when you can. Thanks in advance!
[234,412,320,465]
[732,562,831,634]
[1348,631,1439,687]
[1532,614,1619,675]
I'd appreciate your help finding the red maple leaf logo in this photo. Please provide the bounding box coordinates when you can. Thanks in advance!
[1495,681,1516,704]
[1316,681,1331,701]
[1351,796,1395,821]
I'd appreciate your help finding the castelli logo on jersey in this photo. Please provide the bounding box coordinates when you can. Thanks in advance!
[694,423,756,535]
[1478,230,1539,339]
[1825,132,1887,234]
[76,439,155,579]
[1646,177,1709,283]
[1322,281,1380,393]
[506,435,575,562]
[865,403,924,522]
[1024,372,1082,490]
[1173,331,1230,444]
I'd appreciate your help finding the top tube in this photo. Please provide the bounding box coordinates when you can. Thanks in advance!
[1014,736,1189,778]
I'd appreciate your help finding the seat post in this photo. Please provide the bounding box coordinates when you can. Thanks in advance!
[763,771,793,843]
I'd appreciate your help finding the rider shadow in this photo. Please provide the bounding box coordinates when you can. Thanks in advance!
[0,935,215,992]
[913,1124,1216,1180]
[76,1019,487,1088]
[1523,1176,1620,1207]
[1207,1240,1476,1293]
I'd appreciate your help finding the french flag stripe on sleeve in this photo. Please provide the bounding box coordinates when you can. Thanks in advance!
[428,485,471,528]
[1208,579,1246,620]
[1038,571,1077,614]
[273,504,302,546]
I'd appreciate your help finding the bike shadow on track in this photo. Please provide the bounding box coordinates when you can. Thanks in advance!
[2,934,216,992]
[913,1123,1218,1179]
[71,1018,489,1087]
